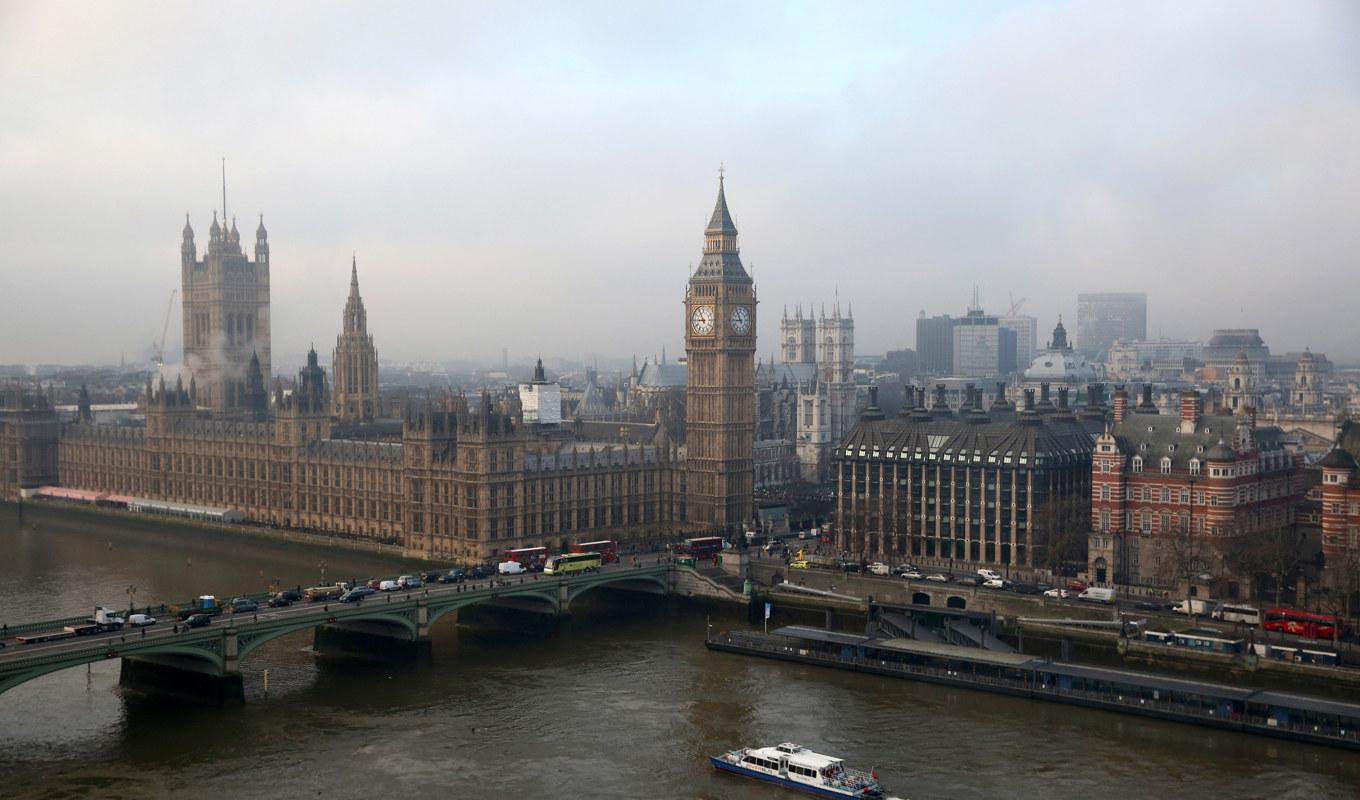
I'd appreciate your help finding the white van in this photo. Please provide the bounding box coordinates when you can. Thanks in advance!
[1173,598,1216,616]
[868,562,891,576]
[977,568,1002,582]
[1078,587,1116,604]
[379,579,401,592]
[497,561,527,576]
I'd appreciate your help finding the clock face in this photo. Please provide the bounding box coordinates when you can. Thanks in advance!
[730,306,751,336]
[691,304,715,335]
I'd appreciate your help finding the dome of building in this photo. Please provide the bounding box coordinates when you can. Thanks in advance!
[1205,440,1236,462]
[1320,447,1358,470]
[1024,318,1098,382]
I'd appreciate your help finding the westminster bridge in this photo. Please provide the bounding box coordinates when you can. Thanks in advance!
[0,562,699,704]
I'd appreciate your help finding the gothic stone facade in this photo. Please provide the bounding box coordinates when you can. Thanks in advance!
[0,385,61,497]
[332,257,380,422]
[684,175,756,532]
[181,213,272,416]
[55,362,685,560]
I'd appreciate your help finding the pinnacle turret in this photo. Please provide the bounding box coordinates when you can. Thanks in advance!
[706,169,738,236]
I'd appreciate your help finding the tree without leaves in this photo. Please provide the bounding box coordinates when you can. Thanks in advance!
[1152,521,1216,612]
[1315,549,1360,650]
[1224,525,1306,606]
[1032,495,1088,581]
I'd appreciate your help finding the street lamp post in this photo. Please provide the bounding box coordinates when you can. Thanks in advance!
[319,561,327,586]
[126,584,137,615]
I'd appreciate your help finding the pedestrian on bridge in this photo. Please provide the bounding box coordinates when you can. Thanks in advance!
[141,627,146,638]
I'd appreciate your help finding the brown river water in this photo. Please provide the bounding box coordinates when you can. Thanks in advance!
[0,508,1356,799]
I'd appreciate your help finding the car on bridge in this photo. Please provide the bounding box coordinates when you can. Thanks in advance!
[232,598,259,613]
[900,569,924,580]
[184,613,213,629]
[128,614,158,627]
[268,594,293,608]
[1044,588,1073,600]
[789,560,811,570]
[982,578,1011,590]
[341,587,375,603]
[398,575,422,589]
[497,562,527,576]
[438,569,465,584]
[924,573,950,583]
[379,579,401,592]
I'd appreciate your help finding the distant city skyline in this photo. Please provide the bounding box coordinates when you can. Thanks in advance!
[3,3,1358,366]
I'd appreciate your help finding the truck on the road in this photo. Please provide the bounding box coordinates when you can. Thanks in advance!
[304,584,347,602]
[64,607,126,636]
[16,608,126,645]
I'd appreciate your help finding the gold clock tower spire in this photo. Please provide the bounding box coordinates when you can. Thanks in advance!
[685,169,756,533]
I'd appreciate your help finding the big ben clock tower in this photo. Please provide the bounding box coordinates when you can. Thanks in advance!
[685,170,756,533]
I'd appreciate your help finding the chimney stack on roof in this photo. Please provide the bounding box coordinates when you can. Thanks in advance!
[1179,390,1203,435]
[1113,386,1129,425]
[1136,383,1157,414]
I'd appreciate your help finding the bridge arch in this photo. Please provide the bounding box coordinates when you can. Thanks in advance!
[564,572,669,612]
[236,611,419,660]
[911,591,932,606]
[946,595,968,610]
[0,641,224,698]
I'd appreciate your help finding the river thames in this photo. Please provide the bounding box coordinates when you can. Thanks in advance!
[1,509,1357,799]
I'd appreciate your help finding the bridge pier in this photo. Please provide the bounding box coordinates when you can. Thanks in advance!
[120,654,243,707]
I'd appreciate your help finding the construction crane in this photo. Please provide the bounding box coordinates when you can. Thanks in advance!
[1007,292,1027,317]
[153,288,177,367]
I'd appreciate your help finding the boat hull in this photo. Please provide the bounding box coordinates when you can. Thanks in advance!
[710,756,881,799]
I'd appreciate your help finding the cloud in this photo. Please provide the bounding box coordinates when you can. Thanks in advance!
[1,1,1357,367]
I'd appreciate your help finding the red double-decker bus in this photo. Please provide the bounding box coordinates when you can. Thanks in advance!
[504,546,549,570]
[678,536,725,557]
[571,540,618,563]
[1263,608,1340,640]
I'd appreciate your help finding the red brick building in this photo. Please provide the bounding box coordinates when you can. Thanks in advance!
[1088,386,1304,597]
[1319,420,1360,586]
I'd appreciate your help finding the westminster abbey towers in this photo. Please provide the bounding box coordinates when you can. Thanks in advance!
[181,212,271,415]
[685,174,757,532]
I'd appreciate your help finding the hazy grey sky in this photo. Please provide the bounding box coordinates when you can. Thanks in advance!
[2,1,1358,367]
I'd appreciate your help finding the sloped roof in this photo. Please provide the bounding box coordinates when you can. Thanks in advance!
[838,412,1099,465]
[637,361,687,388]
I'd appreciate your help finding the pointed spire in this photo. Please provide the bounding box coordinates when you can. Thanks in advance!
[182,213,193,239]
[662,344,667,364]
[706,165,737,235]
[350,254,360,292]
[256,213,267,239]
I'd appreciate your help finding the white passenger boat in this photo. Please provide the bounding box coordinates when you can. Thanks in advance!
[710,742,891,798]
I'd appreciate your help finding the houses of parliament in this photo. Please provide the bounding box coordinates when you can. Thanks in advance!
[0,179,758,559]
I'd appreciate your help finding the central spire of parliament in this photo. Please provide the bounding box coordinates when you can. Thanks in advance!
[333,255,379,422]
